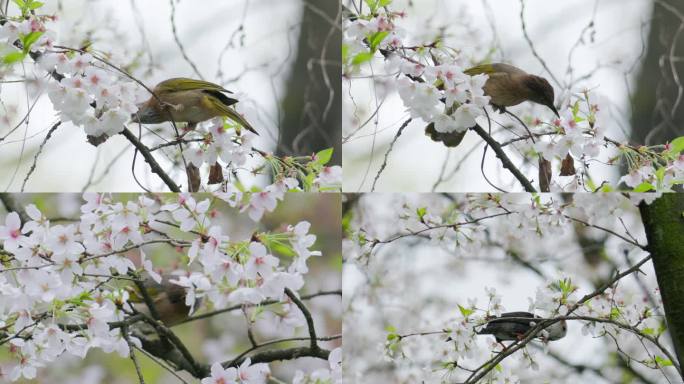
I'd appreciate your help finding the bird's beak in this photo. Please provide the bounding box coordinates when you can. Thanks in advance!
[550,104,560,118]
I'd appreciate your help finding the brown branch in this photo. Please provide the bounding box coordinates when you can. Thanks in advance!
[471,124,537,192]
[0,194,29,223]
[121,128,181,192]
[180,290,341,324]
[222,346,330,370]
[285,288,320,352]
[122,325,146,384]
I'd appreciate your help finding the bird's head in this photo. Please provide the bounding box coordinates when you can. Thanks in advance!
[524,75,559,118]
[545,319,567,341]
[130,100,165,125]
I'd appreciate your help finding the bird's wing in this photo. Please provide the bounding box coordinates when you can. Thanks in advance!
[464,64,497,76]
[478,312,538,336]
[155,78,232,94]
[478,321,530,337]
[492,312,538,325]
[464,63,526,76]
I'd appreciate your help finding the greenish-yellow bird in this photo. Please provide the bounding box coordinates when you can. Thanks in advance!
[131,78,258,135]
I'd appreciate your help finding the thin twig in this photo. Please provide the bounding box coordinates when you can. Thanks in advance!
[371,118,412,191]
[20,121,61,191]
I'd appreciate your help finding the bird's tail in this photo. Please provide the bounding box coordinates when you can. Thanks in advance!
[208,95,259,136]
[425,123,467,147]
[224,107,259,136]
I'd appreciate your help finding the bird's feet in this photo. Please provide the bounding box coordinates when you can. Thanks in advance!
[493,104,507,114]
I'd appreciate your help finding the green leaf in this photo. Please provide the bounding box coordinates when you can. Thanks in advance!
[351,51,374,66]
[2,50,26,65]
[633,182,654,193]
[599,183,614,192]
[572,100,580,118]
[266,240,296,258]
[28,1,44,10]
[416,207,427,221]
[669,136,684,154]
[315,148,334,165]
[558,278,575,296]
[11,0,26,8]
[21,31,44,53]
[458,304,473,318]
[655,356,673,367]
[368,31,389,52]
[365,0,380,13]
[609,307,621,320]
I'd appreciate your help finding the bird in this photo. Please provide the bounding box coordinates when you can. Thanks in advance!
[475,311,567,345]
[426,63,559,147]
[131,78,258,191]
[127,274,200,327]
[131,78,258,136]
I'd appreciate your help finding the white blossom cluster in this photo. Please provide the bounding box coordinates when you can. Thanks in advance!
[0,193,331,382]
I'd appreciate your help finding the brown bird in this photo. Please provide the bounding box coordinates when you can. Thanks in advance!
[127,274,200,327]
[426,63,559,147]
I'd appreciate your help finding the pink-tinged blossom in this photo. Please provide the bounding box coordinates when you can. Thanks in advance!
[259,272,304,300]
[0,212,23,252]
[287,221,321,274]
[202,362,238,384]
[46,224,84,256]
[244,191,277,221]
[214,185,243,208]
[315,166,342,188]
[8,339,40,381]
[140,250,162,284]
[244,242,279,279]
[236,358,270,384]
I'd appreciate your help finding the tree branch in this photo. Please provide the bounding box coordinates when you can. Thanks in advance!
[121,128,181,192]
[471,124,537,192]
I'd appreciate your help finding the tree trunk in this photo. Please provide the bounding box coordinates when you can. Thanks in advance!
[277,0,341,164]
[629,0,684,146]
[639,194,684,367]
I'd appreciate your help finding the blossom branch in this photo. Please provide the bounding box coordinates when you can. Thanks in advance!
[463,252,655,383]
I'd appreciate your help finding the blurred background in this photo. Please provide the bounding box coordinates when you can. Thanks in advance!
[0,0,341,192]
[343,0,684,192]
[0,192,342,383]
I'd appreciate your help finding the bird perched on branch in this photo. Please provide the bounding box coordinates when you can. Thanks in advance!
[476,311,567,345]
[131,78,258,135]
[127,274,200,327]
[427,63,559,147]
[131,78,258,191]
